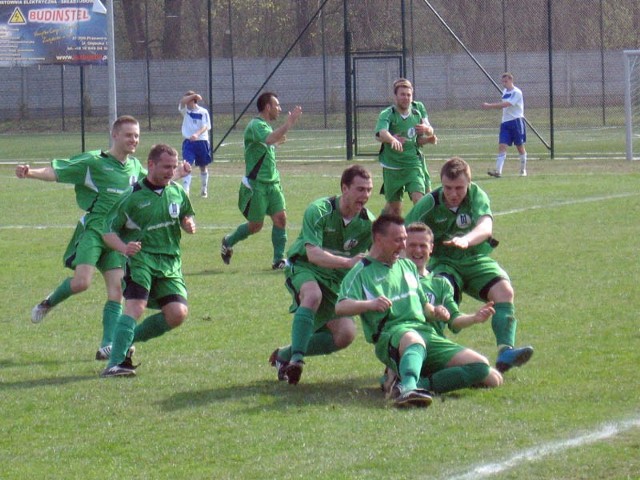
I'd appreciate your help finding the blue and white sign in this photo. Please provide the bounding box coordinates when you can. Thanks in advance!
[0,0,107,67]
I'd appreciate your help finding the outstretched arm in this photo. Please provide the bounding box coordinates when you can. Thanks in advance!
[450,301,495,330]
[15,165,57,181]
[481,100,511,109]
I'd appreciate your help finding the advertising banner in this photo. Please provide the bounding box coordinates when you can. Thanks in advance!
[0,0,107,67]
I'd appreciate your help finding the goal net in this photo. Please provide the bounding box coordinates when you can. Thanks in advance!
[624,50,640,161]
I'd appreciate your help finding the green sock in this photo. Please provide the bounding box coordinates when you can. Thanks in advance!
[46,277,74,306]
[399,343,426,391]
[305,330,339,356]
[418,363,490,393]
[271,226,287,263]
[133,312,171,343]
[101,300,122,347]
[289,307,315,363]
[109,314,136,367]
[491,302,517,347]
[226,223,250,247]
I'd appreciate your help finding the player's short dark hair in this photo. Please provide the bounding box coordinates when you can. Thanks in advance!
[340,164,371,188]
[372,213,405,237]
[406,221,434,242]
[257,92,278,112]
[440,156,471,182]
[148,144,178,163]
[501,72,514,80]
[111,115,138,134]
[393,78,413,94]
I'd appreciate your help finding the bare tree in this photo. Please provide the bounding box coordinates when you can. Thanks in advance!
[162,0,184,59]
[119,1,145,59]
[294,0,317,56]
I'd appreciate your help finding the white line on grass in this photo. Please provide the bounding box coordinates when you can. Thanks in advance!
[494,192,638,217]
[446,417,640,480]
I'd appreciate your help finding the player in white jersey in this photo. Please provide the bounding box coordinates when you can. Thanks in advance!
[482,72,528,177]
[179,91,212,197]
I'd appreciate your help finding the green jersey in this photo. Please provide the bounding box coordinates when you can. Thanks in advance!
[287,195,375,284]
[244,116,279,183]
[52,150,146,231]
[405,183,494,262]
[338,257,429,344]
[420,273,461,338]
[105,179,194,256]
[375,101,429,169]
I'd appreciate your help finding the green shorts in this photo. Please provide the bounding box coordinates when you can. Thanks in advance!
[124,251,187,309]
[238,179,286,223]
[374,322,464,375]
[63,222,125,273]
[380,163,431,202]
[284,261,343,329]
[430,254,509,303]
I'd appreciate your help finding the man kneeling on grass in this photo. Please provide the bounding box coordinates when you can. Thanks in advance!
[336,215,501,408]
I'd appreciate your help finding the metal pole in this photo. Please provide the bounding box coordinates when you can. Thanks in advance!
[547,0,554,159]
[80,65,86,151]
[208,0,214,145]
[106,0,117,142]
[410,0,416,86]
[227,0,236,121]
[343,0,353,159]
[599,0,606,125]
[61,65,66,131]
[502,0,508,71]
[400,0,407,77]
[321,7,328,129]
[623,51,634,161]
[145,0,151,131]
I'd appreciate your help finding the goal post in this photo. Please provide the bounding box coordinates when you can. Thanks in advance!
[624,50,640,161]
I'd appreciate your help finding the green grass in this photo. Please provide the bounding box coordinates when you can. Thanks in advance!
[1,155,639,479]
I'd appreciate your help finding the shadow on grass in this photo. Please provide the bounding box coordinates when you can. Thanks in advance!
[185,268,289,277]
[157,375,388,412]
[0,374,96,390]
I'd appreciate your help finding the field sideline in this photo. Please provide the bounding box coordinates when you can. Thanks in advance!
[1,157,639,479]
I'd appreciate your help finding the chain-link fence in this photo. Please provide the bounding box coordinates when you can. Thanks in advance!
[1,0,638,160]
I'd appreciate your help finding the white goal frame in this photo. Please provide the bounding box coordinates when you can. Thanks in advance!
[624,50,640,161]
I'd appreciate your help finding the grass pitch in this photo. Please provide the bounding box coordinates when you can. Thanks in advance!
[1,153,639,479]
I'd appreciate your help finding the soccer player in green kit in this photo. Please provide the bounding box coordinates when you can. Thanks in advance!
[375,78,437,217]
[390,221,503,393]
[101,144,195,377]
[336,215,500,408]
[221,92,302,270]
[405,157,533,373]
[15,116,148,360]
[269,165,375,385]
